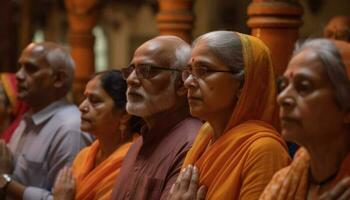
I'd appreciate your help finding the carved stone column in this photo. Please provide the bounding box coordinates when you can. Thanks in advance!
[156,0,195,43]
[65,0,99,104]
[247,0,303,77]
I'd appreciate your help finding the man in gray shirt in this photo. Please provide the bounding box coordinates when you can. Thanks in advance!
[0,42,90,200]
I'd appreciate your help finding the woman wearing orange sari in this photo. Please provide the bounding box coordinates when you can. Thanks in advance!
[168,31,290,200]
[53,70,142,200]
[260,39,350,200]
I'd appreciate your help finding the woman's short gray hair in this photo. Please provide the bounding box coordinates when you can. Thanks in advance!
[294,38,350,111]
[192,31,245,85]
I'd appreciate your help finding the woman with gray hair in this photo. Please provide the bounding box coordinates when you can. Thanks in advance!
[260,39,350,200]
[168,31,290,200]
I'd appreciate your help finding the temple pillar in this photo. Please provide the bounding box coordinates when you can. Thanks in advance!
[65,0,99,104]
[156,0,195,43]
[247,0,303,77]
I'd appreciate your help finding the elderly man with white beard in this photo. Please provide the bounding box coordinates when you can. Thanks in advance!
[110,36,202,200]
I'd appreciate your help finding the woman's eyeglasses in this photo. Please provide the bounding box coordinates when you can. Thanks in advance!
[121,64,180,80]
[181,66,239,81]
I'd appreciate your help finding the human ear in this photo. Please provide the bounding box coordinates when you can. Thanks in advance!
[53,69,68,88]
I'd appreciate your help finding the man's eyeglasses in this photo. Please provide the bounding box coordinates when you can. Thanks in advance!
[121,64,181,80]
[181,66,239,81]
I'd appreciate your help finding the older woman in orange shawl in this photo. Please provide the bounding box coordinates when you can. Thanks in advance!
[0,73,29,142]
[260,39,350,200]
[53,70,142,200]
[168,31,291,200]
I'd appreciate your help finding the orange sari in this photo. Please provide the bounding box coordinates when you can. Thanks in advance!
[260,148,350,200]
[183,33,291,200]
[260,39,350,200]
[72,141,132,200]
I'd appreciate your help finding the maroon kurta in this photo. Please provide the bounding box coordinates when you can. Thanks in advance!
[110,111,202,200]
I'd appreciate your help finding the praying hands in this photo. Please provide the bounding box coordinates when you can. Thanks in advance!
[168,165,206,200]
[53,166,76,200]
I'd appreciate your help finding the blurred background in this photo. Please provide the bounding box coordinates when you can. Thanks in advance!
[1,0,349,103]
[0,0,348,72]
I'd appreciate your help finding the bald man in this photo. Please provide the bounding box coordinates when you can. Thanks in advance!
[324,15,350,42]
[110,36,202,200]
[0,42,90,199]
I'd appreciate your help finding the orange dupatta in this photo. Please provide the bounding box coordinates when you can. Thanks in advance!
[259,39,350,200]
[72,140,132,200]
[183,33,290,199]
[260,148,350,200]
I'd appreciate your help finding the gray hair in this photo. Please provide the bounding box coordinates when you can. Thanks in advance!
[172,43,191,70]
[294,38,350,111]
[45,43,75,94]
[153,36,191,81]
[192,31,245,85]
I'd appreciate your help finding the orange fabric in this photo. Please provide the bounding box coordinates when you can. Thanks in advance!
[1,73,18,113]
[259,39,350,200]
[72,141,132,200]
[260,148,350,200]
[182,33,290,200]
[226,33,279,130]
[0,73,29,142]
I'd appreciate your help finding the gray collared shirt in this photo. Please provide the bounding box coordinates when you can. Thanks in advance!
[8,98,91,200]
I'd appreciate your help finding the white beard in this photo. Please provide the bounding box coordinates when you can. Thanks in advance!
[126,82,177,118]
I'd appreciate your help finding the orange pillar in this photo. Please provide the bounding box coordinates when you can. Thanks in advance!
[156,0,195,43]
[247,0,303,77]
[65,0,99,104]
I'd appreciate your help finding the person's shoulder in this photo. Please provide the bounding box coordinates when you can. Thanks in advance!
[248,136,287,154]
[174,117,202,136]
[160,118,202,152]
[54,104,80,125]
[48,104,83,138]
[55,103,79,116]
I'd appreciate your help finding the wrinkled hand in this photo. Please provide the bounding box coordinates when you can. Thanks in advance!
[0,140,13,174]
[319,177,350,200]
[168,165,207,200]
[53,167,76,200]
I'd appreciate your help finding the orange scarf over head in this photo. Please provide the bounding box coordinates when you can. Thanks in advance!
[260,39,350,200]
[72,141,132,200]
[183,33,290,200]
